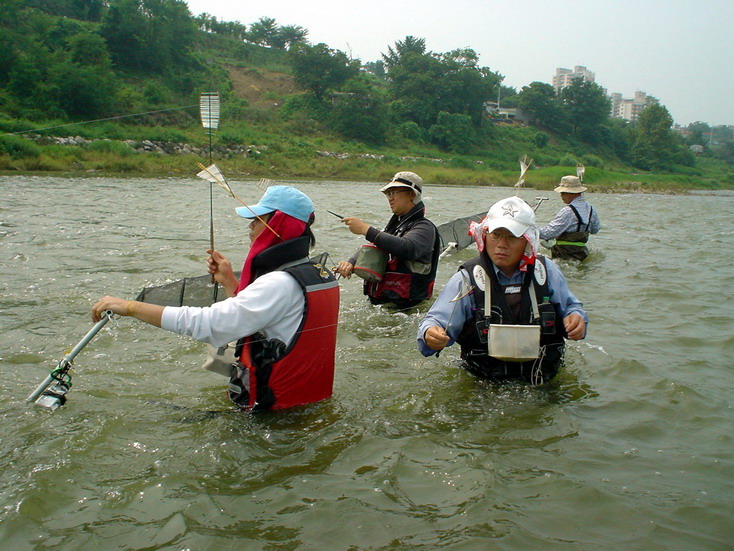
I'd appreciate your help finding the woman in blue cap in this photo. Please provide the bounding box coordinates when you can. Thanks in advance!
[92,186,340,411]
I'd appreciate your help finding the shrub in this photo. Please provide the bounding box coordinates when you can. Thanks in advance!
[558,153,577,166]
[581,154,604,168]
[279,93,328,121]
[396,121,426,142]
[533,131,549,148]
[0,135,41,159]
[222,97,251,121]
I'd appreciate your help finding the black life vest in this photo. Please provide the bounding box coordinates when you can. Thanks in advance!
[456,255,566,383]
[365,204,440,309]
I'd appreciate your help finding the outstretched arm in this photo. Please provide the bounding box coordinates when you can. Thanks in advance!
[92,297,163,327]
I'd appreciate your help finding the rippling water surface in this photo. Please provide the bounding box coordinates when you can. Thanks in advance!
[1,175,733,550]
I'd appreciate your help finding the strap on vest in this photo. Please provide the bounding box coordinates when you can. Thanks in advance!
[555,240,586,247]
[482,267,540,323]
[569,203,592,232]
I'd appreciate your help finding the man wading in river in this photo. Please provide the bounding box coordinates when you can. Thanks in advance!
[539,175,601,261]
[334,171,441,310]
[417,196,588,384]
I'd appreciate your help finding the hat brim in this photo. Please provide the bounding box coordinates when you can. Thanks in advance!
[235,204,273,219]
[554,185,587,193]
[379,182,416,193]
[485,218,530,238]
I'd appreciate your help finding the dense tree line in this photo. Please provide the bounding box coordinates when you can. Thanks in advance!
[2,0,726,172]
[286,36,501,150]
[513,79,697,169]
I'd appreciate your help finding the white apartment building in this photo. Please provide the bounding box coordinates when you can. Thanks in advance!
[551,65,651,122]
[552,66,596,92]
[610,90,649,121]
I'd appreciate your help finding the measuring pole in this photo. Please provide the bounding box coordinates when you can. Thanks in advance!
[199,92,221,297]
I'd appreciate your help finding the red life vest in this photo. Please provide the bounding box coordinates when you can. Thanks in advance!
[232,261,339,411]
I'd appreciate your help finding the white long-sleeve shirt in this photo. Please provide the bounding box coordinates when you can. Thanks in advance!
[160,271,304,348]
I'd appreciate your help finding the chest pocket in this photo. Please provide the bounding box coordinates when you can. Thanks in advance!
[482,268,540,362]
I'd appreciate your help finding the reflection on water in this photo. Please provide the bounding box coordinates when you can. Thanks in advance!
[1,176,733,549]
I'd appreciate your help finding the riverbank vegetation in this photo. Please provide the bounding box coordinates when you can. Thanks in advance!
[1,0,732,191]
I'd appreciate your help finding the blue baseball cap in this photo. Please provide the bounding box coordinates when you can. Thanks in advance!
[235,185,314,223]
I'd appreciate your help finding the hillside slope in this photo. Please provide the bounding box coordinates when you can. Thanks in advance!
[226,66,297,110]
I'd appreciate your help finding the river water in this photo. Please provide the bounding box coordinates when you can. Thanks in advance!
[1,175,733,550]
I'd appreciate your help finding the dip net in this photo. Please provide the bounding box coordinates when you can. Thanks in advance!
[436,212,485,252]
[134,252,333,307]
[135,274,239,307]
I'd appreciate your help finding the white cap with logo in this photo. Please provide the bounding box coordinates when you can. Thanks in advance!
[484,196,536,237]
[469,196,539,254]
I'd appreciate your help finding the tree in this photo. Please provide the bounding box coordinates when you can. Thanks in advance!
[384,48,443,127]
[27,0,105,21]
[684,121,711,146]
[101,0,197,74]
[382,36,426,69]
[49,61,117,117]
[428,111,476,151]
[100,0,148,71]
[246,16,278,47]
[558,79,611,143]
[144,0,197,69]
[436,49,500,125]
[383,38,499,130]
[288,43,360,101]
[276,25,308,49]
[631,100,685,170]
[328,75,388,143]
[68,32,111,67]
[363,60,385,78]
[516,81,566,131]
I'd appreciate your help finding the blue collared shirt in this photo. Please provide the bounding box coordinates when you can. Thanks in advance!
[417,257,588,356]
[539,196,601,239]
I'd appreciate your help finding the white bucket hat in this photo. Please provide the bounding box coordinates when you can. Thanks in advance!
[380,171,423,204]
[554,175,587,193]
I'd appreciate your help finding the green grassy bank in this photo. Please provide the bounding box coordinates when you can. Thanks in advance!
[2,117,732,193]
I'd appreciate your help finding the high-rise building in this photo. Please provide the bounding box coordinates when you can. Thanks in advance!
[552,65,651,122]
[552,66,596,92]
[611,90,649,121]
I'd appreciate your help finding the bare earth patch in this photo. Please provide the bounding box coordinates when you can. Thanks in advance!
[226,66,297,110]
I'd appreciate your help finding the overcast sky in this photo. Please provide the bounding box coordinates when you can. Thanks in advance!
[185,0,733,127]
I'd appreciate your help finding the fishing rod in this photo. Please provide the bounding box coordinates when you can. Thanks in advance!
[196,164,282,239]
[200,92,220,292]
[26,311,113,410]
[445,281,475,329]
[5,105,199,137]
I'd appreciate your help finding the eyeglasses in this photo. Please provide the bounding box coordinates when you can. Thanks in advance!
[486,230,525,244]
[384,189,408,198]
